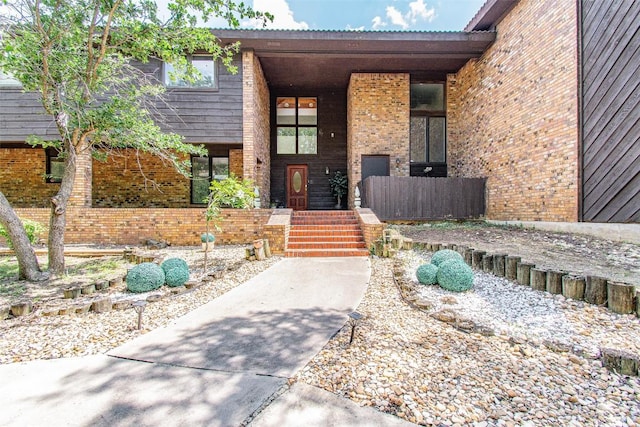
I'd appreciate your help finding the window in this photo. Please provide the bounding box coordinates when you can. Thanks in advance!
[276,97,317,154]
[410,83,446,164]
[164,55,217,89]
[191,156,229,204]
[0,70,22,88]
[46,149,64,183]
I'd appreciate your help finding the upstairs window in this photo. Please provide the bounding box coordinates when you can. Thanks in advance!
[164,55,217,89]
[276,97,317,155]
[191,156,229,204]
[410,83,446,164]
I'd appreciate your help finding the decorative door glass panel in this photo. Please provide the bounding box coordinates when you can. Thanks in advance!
[292,171,302,193]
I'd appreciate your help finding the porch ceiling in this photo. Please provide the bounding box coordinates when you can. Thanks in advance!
[215,29,496,91]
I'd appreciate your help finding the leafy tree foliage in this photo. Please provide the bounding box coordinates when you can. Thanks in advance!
[0,0,271,276]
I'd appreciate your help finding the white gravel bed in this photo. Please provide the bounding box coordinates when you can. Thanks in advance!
[296,255,640,427]
[0,246,281,364]
[400,250,640,358]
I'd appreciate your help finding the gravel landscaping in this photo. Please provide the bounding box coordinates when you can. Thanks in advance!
[1,225,640,426]
[0,246,280,364]
[295,252,640,426]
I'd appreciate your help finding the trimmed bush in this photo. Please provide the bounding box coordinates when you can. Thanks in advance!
[161,258,190,287]
[165,267,190,287]
[430,249,464,267]
[126,262,165,293]
[201,233,215,243]
[161,258,188,274]
[436,259,474,292]
[416,263,439,285]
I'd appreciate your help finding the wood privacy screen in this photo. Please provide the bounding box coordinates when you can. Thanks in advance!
[361,176,486,221]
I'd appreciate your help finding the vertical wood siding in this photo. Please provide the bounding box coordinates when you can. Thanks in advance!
[581,0,640,222]
[361,176,486,221]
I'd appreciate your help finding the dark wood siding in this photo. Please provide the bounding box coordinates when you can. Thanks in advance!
[361,176,486,221]
[270,90,347,210]
[581,0,640,222]
[0,90,58,142]
[0,56,243,144]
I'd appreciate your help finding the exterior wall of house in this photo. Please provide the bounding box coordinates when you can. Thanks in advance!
[347,73,411,208]
[92,151,191,207]
[581,0,640,223]
[229,148,244,177]
[0,148,58,207]
[447,0,580,222]
[242,50,271,206]
[12,207,274,247]
[269,89,348,210]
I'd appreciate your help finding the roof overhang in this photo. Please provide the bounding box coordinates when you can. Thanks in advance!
[465,0,520,31]
[215,29,496,90]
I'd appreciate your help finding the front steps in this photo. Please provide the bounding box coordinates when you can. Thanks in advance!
[285,211,369,257]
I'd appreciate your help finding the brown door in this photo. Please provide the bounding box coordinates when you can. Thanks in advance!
[287,164,308,210]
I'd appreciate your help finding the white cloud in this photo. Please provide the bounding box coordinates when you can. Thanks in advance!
[372,0,437,30]
[408,0,436,24]
[246,0,309,29]
[371,16,387,29]
[386,6,408,29]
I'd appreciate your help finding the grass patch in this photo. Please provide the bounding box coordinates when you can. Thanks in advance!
[0,257,19,281]
[66,258,124,278]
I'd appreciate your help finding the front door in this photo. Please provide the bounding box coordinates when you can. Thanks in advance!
[287,164,308,210]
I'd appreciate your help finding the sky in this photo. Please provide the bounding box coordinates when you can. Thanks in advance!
[248,0,488,31]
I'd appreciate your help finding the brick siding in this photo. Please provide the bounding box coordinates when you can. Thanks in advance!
[347,73,410,208]
[242,50,271,206]
[92,151,191,207]
[0,148,58,207]
[13,207,273,246]
[447,0,579,222]
[229,148,243,178]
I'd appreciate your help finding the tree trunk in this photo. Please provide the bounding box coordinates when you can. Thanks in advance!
[48,140,77,276]
[0,192,45,281]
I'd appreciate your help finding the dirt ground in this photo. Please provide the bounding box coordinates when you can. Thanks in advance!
[393,222,640,288]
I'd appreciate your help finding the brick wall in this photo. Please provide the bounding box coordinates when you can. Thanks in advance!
[69,142,93,207]
[229,148,243,177]
[242,50,271,207]
[92,150,191,207]
[347,73,410,207]
[447,0,579,222]
[13,207,273,246]
[0,148,58,207]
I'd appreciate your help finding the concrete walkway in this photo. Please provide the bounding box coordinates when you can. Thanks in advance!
[0,257,415,426]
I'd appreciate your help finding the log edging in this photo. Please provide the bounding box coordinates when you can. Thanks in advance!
[413,239,640,377]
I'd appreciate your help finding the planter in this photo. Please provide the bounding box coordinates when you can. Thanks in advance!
[202,242,215,252]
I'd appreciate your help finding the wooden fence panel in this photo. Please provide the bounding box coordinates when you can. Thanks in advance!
[361,176,486,221]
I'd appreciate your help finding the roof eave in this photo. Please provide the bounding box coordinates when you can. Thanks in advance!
[464,0,520,32]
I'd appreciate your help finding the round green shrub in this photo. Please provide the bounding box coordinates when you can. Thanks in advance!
[416,263,439,285]
[430,249,464,267]
[161,258,188,275]
[201,233,215,243]
[165,267,190,287]
[126,262,165,293]
[436,259,474,292]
